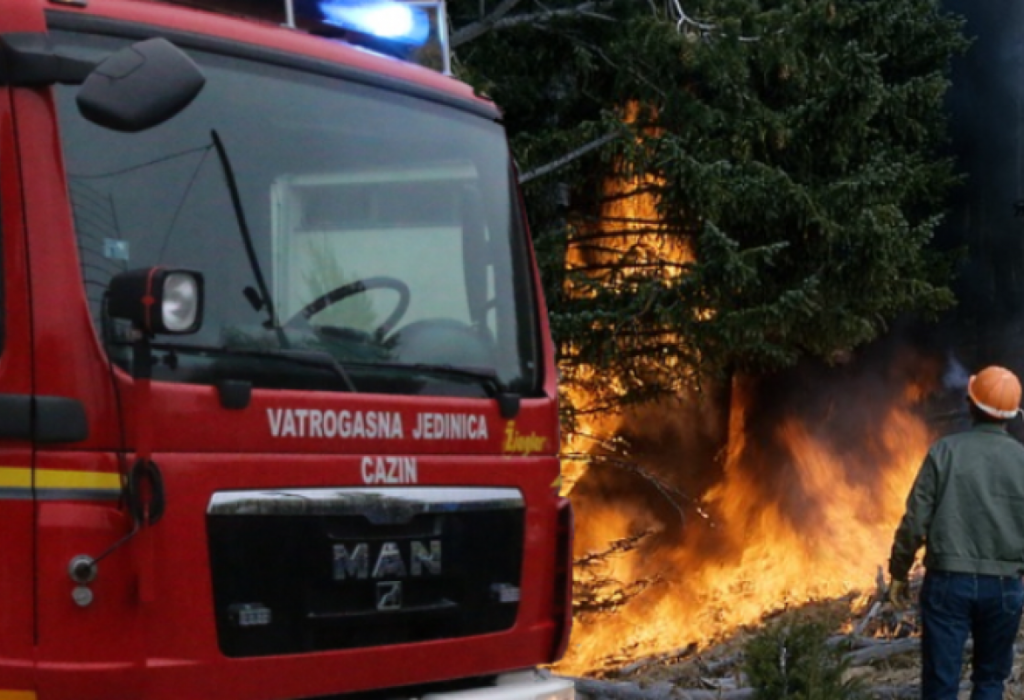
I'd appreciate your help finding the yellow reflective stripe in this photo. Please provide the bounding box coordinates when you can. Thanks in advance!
[0,468,32,489]
[0,691,36,700]
[35,469,120,491]
[0,467,120,491]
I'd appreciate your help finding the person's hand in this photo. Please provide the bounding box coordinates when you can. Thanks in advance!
[887,578,910,610]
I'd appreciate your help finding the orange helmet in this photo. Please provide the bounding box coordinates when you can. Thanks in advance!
[967,366,1022,420]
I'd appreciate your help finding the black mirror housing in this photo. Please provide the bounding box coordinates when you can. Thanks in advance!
[108,267,205,336]
[77,37,205,132]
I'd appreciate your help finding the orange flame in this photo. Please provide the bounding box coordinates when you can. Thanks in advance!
[556,128,938,672]
[559,375,932,673]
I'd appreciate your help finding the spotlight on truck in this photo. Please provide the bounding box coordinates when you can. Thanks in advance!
[107,268,205,336]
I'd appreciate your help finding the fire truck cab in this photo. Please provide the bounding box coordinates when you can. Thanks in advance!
[0,1,573,698]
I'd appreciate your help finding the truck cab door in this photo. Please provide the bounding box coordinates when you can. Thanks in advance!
[0,79,41,696]
[9,31,208,700]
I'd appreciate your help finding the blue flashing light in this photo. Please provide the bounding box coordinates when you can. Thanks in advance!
[319,0,431,46]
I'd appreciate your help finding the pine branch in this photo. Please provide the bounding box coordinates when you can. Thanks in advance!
[451,0,611,47]
[519,131,621,184]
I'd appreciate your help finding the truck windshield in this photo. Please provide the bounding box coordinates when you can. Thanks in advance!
[50,28,540,398]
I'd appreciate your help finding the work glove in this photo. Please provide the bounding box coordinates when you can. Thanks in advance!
[887,578,910,610]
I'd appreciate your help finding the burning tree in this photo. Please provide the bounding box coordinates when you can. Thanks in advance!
[452,0,966,392]
[450,0,970,674]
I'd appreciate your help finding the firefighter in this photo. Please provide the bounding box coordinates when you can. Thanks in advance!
[887,365,1024,700]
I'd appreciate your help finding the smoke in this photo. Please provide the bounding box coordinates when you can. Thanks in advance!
[943,353,969,390]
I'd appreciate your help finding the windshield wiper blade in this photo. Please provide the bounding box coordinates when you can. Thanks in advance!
[411,364,505,396]
[344,361,521,418]
[147,342,355,391]
[341,360,501,395]
[142,345,518,416]
[209,129,288,348]
[277,349,357,392]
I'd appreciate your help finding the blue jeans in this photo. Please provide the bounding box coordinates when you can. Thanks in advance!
[920,571,1024,700]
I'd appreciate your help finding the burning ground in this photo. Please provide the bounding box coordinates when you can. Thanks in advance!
[556,343,971,683]
[563,594,1024,699]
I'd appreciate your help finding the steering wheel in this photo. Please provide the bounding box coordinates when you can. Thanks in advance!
[286,276,411,337]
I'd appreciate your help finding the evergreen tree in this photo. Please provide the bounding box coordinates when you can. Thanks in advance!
[450,0,967,416]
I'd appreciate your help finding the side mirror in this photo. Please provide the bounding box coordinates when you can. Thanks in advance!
[108,267,205,336]
[77,37,205,132]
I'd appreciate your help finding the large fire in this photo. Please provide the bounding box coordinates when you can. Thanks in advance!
[555,129,946,674]
[558,366,937,674]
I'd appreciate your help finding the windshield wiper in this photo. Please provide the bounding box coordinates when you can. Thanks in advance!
[345,361,521,418]
[209,129,288,348]
[138,344,519,416]
[414,364,505,396]
[146,342,356,392]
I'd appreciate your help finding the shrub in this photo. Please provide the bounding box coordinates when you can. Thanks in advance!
[743,619,869,700]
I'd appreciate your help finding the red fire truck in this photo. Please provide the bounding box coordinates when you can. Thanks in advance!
[0,0,573,698]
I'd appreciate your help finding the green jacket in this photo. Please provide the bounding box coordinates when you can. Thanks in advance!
[889,423,1024,580]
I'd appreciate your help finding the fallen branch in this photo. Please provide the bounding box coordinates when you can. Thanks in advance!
[852,601,883,637]
[697,651,742,676]
[570,677,672,700]
[844,638,920,666]
[618,645,695,676]
[571,677,754,700]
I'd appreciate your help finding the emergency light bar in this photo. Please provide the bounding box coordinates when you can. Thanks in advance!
[311,0,451,74]
[161,0,451,74]
[319,0,430,46]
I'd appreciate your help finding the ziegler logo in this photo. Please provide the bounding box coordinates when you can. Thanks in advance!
[503,421,548,455]
[333,541,442,581]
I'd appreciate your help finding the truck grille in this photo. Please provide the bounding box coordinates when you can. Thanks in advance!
[206,487,524,657]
